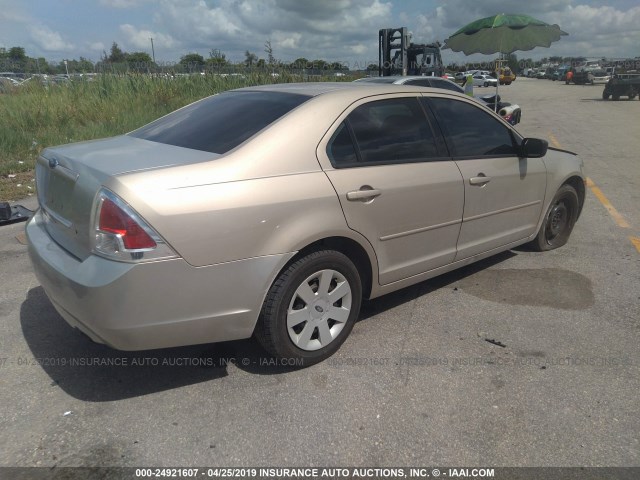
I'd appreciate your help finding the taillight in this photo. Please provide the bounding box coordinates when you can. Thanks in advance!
[99,198,156,250]
[92,189,177,262]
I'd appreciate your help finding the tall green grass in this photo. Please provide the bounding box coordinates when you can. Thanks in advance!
[0,72,354,199]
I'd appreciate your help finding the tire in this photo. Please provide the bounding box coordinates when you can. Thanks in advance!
[255,250,362,366]
[602,91,610,100]
[612,94,620,101]
[484,82,488,87]
[530,185,579,251]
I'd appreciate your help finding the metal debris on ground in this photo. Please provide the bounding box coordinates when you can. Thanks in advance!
[0,202,34,226]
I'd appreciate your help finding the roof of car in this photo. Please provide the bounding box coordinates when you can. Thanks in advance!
[236,81,457,98]
[354,75,446,83]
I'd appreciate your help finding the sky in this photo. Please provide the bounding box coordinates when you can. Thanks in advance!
[1,0,639,68]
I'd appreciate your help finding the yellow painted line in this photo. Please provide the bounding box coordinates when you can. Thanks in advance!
[548,133,562,148]
[586,177,630,228]
[549,133,635,250]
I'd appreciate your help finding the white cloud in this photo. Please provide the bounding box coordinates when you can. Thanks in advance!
[29,25,74,52]
[99,0,152,8]
[119,24,177,50]
[145,0,392,62]
[88,42,106,52]
[5,1,640,65]
[549,5,640,58]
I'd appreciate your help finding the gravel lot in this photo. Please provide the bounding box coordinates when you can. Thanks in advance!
[0,77,638,469]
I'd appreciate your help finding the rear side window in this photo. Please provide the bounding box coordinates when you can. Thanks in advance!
[350,98,438,163]
[428,98,517,157]
[328,97,439,167]
[130,91,310,154]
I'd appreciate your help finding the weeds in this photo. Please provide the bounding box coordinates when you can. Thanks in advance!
[0,72,353,200]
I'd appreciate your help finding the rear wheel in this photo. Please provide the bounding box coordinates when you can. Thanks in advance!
[602,90,610,100]
[530,185,579,251]
[255,250,362,366]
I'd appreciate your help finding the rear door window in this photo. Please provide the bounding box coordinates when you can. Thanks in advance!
[328,97,440,167]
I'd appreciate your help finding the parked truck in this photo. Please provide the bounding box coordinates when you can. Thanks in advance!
[602,73,640,100]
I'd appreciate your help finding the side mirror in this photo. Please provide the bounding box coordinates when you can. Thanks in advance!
[520,138,548,158]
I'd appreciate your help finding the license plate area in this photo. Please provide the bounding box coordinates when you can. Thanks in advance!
[45,171,76,220]
[36,158,79,228]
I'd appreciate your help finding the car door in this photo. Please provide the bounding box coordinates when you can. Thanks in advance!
[425,96,547,260]
[316,95,464,286]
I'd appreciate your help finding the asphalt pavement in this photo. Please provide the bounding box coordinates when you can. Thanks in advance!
[0,78,638,469]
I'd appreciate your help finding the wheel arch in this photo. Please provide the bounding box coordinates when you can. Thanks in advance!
[284,236,376,300]
[562,175,586,218]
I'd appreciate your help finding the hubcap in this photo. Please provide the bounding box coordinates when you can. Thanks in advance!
[287,269,352,351]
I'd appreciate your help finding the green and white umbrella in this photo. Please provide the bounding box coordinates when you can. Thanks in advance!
[443,13,568,55]
[444,14,567,110]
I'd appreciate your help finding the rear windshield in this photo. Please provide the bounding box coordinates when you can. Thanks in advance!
[129,91,310,154]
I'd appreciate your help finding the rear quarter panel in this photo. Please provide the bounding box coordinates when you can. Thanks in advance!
[109,170,360,267]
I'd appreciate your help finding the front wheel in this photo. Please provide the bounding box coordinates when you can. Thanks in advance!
[255,250,362,366]
[530,185,579,251]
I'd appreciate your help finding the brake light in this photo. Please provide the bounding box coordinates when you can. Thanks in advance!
[99,198,156,250]
[92,189,178,262]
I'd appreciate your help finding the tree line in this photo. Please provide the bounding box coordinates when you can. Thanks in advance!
[0,41,350,75]
[1,43,602,77]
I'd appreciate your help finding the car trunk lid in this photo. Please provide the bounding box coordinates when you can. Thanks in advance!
[36,135,217,260]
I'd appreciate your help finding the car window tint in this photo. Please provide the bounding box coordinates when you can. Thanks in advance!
[130,91,310,154]
[428,98,517,157]
[347,98,438,163]
[328,122,358,165]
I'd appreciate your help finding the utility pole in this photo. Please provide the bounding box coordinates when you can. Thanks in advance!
[150,37,156,63]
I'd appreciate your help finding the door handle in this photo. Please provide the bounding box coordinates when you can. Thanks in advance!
[469,175,491,186]
[346,188,382,201]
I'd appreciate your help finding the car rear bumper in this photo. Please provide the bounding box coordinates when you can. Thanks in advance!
[26,210,294,350]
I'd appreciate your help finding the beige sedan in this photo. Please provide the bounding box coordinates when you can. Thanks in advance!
[27,83,585,365]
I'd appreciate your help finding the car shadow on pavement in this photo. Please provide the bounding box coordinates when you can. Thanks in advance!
[357,251,516,323]
[20,251,516,401]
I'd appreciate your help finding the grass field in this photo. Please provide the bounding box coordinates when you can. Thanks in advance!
[0,72,354,201]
